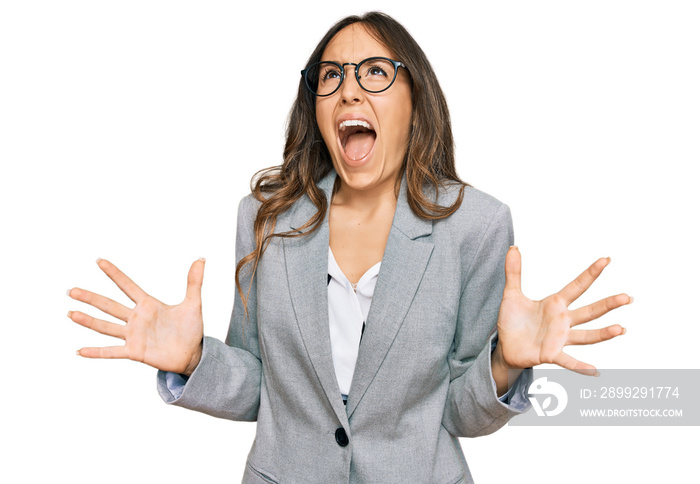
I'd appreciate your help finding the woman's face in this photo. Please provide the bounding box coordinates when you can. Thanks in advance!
[315,24,413,197]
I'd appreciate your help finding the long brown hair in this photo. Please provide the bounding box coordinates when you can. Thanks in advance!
[235,12,467,305]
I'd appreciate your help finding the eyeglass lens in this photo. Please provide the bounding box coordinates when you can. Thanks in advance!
[306,58,397,96]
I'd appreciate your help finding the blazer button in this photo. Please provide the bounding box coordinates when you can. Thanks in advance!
[335,427,349,447]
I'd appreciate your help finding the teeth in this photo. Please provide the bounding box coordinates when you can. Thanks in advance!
[339,120,373,131]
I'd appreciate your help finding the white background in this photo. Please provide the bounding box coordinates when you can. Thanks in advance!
[1,1,698,482]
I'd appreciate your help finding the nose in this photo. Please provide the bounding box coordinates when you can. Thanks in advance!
[338,63,363,104]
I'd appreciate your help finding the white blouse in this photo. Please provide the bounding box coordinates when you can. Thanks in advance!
[327,247,381,398]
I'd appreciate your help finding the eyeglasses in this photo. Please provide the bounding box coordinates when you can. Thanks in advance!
[301,56,408,97]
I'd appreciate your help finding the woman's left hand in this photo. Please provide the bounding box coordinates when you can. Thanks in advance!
[493,246,632,376]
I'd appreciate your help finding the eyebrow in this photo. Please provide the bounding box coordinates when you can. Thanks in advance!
[319,56,383,64]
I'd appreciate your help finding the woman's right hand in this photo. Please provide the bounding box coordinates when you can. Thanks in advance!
[68,258,205,376]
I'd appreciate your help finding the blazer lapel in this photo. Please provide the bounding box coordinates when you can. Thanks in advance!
[282,171,435,421]
[345,178,434,417]
[282,171,349,425]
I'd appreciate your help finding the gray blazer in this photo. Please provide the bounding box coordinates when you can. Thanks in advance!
[158,171,531,484]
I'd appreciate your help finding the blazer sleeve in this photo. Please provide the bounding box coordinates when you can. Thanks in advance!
[156,195,262,421]
[441,202,532,437]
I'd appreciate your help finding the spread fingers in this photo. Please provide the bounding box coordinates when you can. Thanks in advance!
[97,258,147,303]
[570,294,633,326]
[67,287,130,321]
[552,352,599,376]
[68,310,126,340]
[76,346,128,359]
[558,257,610,305]
[567,325,626,345]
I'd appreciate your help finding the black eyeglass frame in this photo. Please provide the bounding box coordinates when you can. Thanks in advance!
[301,56,409,97]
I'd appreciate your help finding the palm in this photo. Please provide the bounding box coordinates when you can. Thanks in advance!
[496,247,631,375]
[68,258,205,375]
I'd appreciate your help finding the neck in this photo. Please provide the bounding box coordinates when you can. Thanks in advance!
[332,177,399,214]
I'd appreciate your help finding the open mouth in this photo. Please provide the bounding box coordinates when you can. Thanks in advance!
[338,119,376,162]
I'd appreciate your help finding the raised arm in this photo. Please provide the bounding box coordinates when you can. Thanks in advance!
[69,195,264,421]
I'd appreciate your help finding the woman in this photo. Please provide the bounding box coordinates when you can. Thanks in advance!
[67,12,631,483]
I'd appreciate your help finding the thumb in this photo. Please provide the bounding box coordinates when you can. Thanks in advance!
[504,246,522,293]
[185,257,206,302]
